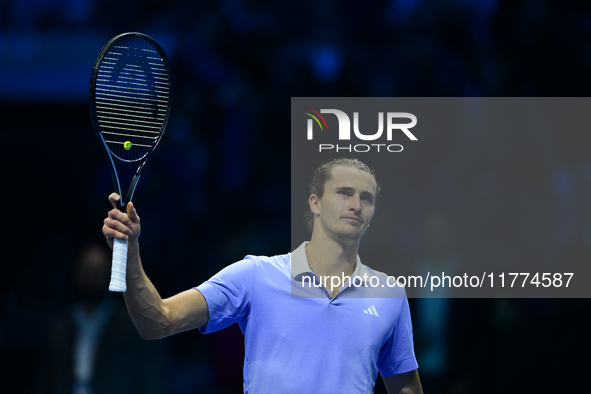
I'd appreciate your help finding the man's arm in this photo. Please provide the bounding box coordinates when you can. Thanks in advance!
[102,193,209,339]
[382,370,423,394]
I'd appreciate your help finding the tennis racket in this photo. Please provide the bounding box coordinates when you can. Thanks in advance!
[89,32,172,292]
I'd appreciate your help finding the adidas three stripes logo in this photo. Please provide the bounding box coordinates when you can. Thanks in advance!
[363,305,379,317]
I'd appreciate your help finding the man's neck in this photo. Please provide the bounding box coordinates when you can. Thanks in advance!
[305,231,359,279]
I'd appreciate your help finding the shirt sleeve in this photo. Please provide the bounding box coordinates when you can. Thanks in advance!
[377,295,419,376]
[195,257,255,334]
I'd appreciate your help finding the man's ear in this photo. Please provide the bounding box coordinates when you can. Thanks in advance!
[309,194,321,216]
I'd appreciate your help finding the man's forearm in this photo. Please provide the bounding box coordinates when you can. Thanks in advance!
[102,198,205,339]
[122,241,171,339]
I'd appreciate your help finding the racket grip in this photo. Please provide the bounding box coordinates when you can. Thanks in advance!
[109,212,128,292]
[110,238,128,292]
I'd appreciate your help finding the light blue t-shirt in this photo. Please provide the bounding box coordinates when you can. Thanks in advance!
[196,242,418,393]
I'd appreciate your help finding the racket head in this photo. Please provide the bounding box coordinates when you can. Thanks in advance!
[89,32,172,164]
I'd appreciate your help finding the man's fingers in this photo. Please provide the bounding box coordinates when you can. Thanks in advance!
[104,211,133,235]
[103,217,132,237]
[103,194,140,247]
[108,208,132,226]
[102,223,129,241]
[103,196,140,246]
[108,193,121,210]
[127,201,140,223]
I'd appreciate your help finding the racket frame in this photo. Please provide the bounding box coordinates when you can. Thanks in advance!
[89,32,173,210]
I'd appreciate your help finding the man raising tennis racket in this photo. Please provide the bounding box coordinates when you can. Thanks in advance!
[102,158,422,393]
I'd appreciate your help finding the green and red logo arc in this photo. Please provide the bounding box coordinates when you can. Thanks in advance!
[303,108,329,132]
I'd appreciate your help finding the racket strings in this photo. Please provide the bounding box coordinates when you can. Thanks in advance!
[95,35,170,161]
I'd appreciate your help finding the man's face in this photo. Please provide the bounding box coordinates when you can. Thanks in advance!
[310,165,377,243]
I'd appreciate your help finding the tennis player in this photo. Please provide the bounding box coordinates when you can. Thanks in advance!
[102,158,422,393]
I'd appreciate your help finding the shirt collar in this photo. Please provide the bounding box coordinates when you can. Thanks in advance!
[290,241,372,286]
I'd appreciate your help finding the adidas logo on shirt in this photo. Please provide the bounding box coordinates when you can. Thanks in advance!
[363,305,379,317]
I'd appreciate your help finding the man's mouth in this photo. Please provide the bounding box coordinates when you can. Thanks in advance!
[342,216,362,224]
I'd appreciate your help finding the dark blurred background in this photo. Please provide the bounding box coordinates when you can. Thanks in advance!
[1,0,591,393]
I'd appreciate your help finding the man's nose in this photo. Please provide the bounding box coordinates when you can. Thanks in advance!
[349,195,362,212]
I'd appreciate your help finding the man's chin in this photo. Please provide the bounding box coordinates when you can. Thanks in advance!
[333,228,364,243]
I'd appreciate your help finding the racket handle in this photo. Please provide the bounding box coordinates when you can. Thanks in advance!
[109,238,128,292]
[109,212,128,292]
